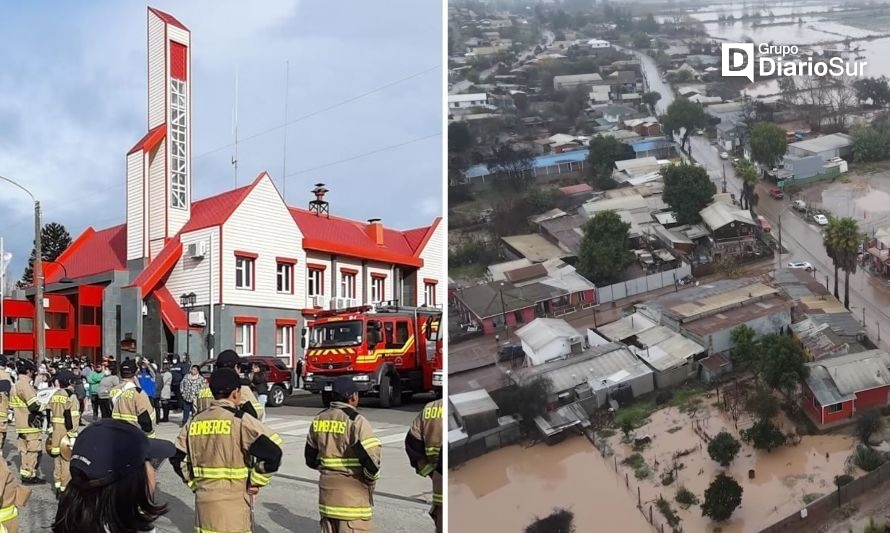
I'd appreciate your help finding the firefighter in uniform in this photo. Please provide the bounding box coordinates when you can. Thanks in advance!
[406,399,443,533]
[305,376,381,532]
[0,451,29,533]
[10,359,45,484]
[171,368,283,533]
[0,357,12,455]
[111,359,155,437]
[195,350,263,419]
[48,370,79,496]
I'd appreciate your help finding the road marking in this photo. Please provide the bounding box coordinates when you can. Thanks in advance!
[268,420,312,431]
[378,432,407,446]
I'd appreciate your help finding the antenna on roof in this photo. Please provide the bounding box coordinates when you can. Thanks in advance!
[309,183,330,218]
[281,60,290,201]
[231,66,240,188]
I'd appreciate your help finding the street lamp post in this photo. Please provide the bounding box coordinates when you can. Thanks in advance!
[180,292,196,364]
[0,176,43,361]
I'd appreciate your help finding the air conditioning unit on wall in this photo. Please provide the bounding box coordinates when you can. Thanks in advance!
[188,311,206,327]
[188,242,206,259]
[310,296,323,308]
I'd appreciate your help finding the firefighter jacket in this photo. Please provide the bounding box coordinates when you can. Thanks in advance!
[49,388,79,455]
[0,456,25,531]
[305,401,381,522]
[112,381,155,437]
[170,399,283,531]
[196,384,262,420]
[10,380,41,435]
[406,399,443,507]
[0,369,12,397]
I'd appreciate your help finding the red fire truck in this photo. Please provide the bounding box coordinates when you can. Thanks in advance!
[302,302,442,407]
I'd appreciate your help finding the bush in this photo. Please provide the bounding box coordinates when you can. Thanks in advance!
[701,474,743,522]
[525,508,575,533]
[745,388,780,420]
[675,486,700,509]
[854,445,886,472]
[613,402,655,431]
[834,474,854,487]
[621,453,651,480]
[741,419,787,451]
[656,496,681,529]
[857,410,883,444]
[708,432,742,467]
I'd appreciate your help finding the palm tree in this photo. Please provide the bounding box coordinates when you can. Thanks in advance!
[833,217,861,309]
[735,160,759,210]
[823,218,841,300]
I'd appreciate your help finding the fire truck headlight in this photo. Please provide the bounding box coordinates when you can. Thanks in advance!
[304,374,314,382]
[351,375,370,382]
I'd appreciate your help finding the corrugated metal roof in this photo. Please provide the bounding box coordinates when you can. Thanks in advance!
[809,313,865,339]
[700,201,755,231]
[789,133,851,155]
[516,318,581,354]
[631,326,705,371]
[806,350,890,405]
[450,389,499,418]
[44,224,127,284]
[792,318,849,360]
[514,343,652,394]
[597,312,656,342]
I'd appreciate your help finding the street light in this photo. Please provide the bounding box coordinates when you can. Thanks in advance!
[180,292,196,364]
[0,175,43,361]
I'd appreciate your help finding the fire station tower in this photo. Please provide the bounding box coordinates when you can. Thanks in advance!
[126,8,192,266]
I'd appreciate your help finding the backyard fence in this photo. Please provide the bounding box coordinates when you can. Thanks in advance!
[759,459,890,532]
[595,263,692,304]
[449,418,522,468]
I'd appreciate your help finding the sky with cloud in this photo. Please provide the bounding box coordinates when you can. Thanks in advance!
[0,0,443,280]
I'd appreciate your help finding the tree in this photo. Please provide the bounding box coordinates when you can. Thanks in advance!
[741,418,786,451]
[758,333,808,399]
[661,97,709,152]
[735,160,759,210]
[701,474,743,522]
[21,222,73,285]
[526,508,575,533]
[586,135,634,190]
[500,377,553,432]
[641,91,662,112]
[577,211,634,285]
[661,164,716,224]
[448,122,473,153]
[708,431,741,467]
[853,76,890,107]
[822,218,842,300]
[857,409,883,445]
[487,145,535,190]
[632,33,650,49]
[745,387,780,420]
[749,122,787,169]
[729,325,758,374]
[827,217,861,309]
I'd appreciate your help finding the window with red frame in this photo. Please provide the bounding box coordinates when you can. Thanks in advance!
[340,271,357,300]
[235,322,255,356]
[424,281,437,306]
[276,263,293,293]
[370,275,386,303]
[236,256,254,290]
[308,267,324,297]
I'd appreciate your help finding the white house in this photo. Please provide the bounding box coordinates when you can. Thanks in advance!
[515,318,586,366]
[448,93,490,110]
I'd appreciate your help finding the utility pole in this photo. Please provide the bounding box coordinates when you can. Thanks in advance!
[34,201,44,362]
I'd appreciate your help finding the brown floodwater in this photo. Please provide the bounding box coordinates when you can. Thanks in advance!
[449,436,653,532]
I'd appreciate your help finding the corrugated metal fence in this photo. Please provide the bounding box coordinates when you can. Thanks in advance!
[595,263,692,304]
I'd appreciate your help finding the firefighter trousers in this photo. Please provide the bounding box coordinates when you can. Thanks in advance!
[195,496,252,533]
[53,456,70,492]
[16,434,40,479]
[320,517,373,532]
[430,504,441,533]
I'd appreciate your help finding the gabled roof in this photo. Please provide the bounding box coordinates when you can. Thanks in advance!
[154,286,199,332]
[148,7,189,31]
[128,236,182,295]
[180,176,261,233]
[44,224,127,284]
[126,124,166,156]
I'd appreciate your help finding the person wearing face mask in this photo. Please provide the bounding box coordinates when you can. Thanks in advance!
[97,363,120,419]
[87,363,104,421]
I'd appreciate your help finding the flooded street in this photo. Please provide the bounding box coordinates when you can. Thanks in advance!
[820,174,890,234]
[449,437,653,532]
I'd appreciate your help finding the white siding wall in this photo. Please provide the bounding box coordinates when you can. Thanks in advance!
[336,257,363,307]
[222,175,304,308]
[168,26,189,45]
[126,152,144,261]
[149,238,165,260]
[148,143,166,245]
[305,253,333,310]
[366,262,393,303]
[147,13,165,128]
[165,227,219,307]
[416,221,444,306]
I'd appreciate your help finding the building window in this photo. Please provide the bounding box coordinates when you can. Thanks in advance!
[424,281,438,306]
[276,325,294,359]
[277,263,293,294]
[3,317,32,333]
[170,78,187,209]
[46,312,68,330]
[827,403,843,413]
[235,256,254,290]
[370,275,385,302]
[308,267,324,297]
[235,322,255,356]
[80,306,101,326]
[341,272,357,300]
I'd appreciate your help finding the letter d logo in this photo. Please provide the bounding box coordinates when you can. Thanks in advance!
[721,43,755,83]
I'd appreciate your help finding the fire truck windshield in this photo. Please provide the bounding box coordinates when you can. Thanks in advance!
[309,321,363,348]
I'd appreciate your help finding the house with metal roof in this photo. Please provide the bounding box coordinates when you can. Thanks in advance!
[515,318,586,366]
[802,350,890,427]
[2,8,443,368]
[699,201,758,261]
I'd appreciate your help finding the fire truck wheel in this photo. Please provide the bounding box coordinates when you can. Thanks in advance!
[321,391,333,407]
[379,375,393,408]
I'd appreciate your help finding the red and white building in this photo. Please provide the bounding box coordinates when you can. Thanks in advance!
[2,8,443,367]
[802,350,890,428]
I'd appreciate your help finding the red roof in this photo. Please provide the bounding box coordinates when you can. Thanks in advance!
[126,124,166,156]
[559,183,593,196]
[44,225,127,284]
[128,236,182,294]
[179,175,262,233]
[154,286,198,332]
[148,7,189,31]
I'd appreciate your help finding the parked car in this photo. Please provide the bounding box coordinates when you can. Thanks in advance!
[792,200,807,212]
[787,261,813,271]
[198,355,293,407]
[813,214,829,225]
[719,151,729,160]
[769,187,784,200]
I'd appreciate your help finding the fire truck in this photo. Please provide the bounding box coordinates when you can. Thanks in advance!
[302,302,442,407]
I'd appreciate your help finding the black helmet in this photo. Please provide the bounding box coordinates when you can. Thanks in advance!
[216,349,240,369]
[15,359,35,374]
[0,356,7,367]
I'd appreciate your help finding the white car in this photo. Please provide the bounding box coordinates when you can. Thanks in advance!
[813,214,829,225]
[719,151,729,160]
[787,261,813,271]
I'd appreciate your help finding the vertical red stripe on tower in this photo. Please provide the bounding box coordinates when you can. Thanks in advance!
[170,42,187,81]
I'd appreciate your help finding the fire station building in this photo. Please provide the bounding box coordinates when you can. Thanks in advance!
[1,8,443,367]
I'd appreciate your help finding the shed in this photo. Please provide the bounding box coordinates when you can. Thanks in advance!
[450,390,500,436]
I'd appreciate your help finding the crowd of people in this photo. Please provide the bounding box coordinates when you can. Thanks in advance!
[0,351,442,533]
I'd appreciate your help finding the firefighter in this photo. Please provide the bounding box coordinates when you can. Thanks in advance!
[48,370,79,496]
[10,359,45,484]
[0,357,12,455]
[170,368,283,533]
[195,350,263,419]
[111,359,156,437]
[405,399,443,532]
[305,376,381,532]
[0,449,29,533]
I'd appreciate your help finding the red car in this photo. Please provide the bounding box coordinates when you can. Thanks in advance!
[198,356,293,407]
[769,187,784,200]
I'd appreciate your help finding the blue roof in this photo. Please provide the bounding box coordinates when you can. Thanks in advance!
[465,150,589,179]
[631,139,672,153]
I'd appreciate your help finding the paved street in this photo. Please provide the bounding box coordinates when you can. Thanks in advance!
[9,393,436,532]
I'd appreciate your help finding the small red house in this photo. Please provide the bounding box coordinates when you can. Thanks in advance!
[803,350,890,427]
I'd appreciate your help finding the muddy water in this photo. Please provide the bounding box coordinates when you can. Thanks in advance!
[821,176,890,234]
[449,437,653,532]
[605,398,857,533]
